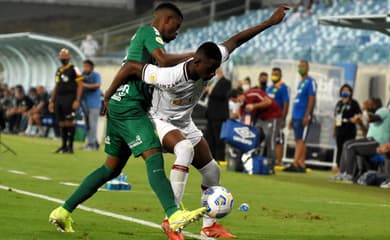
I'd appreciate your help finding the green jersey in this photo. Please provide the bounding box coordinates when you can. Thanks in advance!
[109,25,164,119]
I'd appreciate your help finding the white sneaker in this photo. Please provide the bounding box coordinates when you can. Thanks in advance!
[380,179,390,189]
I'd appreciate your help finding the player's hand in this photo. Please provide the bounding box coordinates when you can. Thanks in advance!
[267,5,289,25]
[245,103,256,112]
[377,143,390,154]
[302,116,310,126]
[72,100,80,110]
[48,102,54,113]
[102,99,109,116]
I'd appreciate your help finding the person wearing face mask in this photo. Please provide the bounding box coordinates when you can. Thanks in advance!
[258,72,268,91]
[266,67,290,166]
[333,84,363,170]
[81,60,102,150]
[48,48,84,154]
[284,60,316,173]
[242,76,252,91]
[331,98,390,183]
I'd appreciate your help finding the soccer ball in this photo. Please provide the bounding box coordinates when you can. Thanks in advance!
[202,186,234,219]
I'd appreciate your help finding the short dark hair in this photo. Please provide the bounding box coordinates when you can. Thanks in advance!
[259,72,268,77]
[196,42,222,62]
[83,59,94,68]
[372,97,383,109]
[339,84,353,97]
[15,85,24,93]
[228,88,244,99]
[244,77,251,85]
[272,67,282,75]
[154,2,183,19]
[300,59,309,66]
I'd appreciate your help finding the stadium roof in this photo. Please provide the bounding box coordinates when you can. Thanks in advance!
[318,14,390,36]
[0,32,84,90]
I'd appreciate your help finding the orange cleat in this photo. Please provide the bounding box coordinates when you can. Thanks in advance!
[162,219,185,240]
[201,223,237,239]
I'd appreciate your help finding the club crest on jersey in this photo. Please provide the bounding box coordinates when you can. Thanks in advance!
[61,74,69,82]
[155,36,164,45]
[171,99,183,106]
[149,73,157,84]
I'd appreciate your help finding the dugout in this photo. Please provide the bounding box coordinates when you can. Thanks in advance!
[0,32,84,90]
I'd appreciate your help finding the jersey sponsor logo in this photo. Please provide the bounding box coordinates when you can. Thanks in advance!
[128,135,143,148]
[155,36,164,45]
[112,84,130,101]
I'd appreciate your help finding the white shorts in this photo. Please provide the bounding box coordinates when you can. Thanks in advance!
[151,118,203,146]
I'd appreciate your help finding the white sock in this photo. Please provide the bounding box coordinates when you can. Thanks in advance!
[198,160,220,228]
[170,139,194,206]
[25,125,32,134]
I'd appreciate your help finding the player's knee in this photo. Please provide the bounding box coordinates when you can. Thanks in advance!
[199,160,220,187]
[174,139,194,167]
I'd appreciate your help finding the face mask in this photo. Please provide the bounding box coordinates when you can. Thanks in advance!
[242,84,250,91]
[298,67,306,76]
[271,75,280,83]
[60,59,69,65]
[341,92,350,98]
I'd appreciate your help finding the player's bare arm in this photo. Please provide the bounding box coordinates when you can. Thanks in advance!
[222,5,288,53]
[104,61,145,103]
[152,48,194,67]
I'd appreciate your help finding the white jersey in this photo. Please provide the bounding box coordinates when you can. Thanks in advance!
[142,44,230,128]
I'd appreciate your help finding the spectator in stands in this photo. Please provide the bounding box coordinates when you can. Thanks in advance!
[49,48,83,154]
[80,34,99,58]
[229,87,282,172]
[0,87,6,130]
[81,59,102,150]
[333,84,364,170]
[333,98,390,183]
[205,67,231,161]
[241,77,251,91]
[6,85,33,133]
[284,60,316,173]
[258,72,268,91]
[25,86,49,136]
[266,67,290,166]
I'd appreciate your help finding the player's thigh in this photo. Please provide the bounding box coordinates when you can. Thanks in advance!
[152,118,184,153]
[192,137,213,169]
[104,116,132,161]
[122,115,161,157]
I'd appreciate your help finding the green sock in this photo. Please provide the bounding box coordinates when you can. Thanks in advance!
[145,152,178,217]
[63,164,118,212]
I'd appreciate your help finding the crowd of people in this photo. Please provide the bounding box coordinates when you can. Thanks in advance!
[0,56,102,153]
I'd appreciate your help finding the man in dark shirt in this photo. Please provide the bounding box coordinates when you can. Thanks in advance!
[205,67,232,161]
[49,49,83,153]
[6,85,33,133]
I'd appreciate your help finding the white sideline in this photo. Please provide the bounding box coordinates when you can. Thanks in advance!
[0,184,213,240]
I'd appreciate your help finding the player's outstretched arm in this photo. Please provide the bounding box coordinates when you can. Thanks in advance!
[152,49,194,67]
[222,5,288,53]
[104,60,144,102]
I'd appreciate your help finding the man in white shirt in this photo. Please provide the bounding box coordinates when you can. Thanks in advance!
[104,5,288,239]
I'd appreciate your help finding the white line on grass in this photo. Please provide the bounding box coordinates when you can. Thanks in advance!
[8,170,27,175]
[328,200,390,208]
[0,184,214,240]
[32,176,52,181]
[59,181,80,187]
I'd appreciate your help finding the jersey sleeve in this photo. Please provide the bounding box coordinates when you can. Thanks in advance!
[217,44,230,63]
[308,79,317,96]
[143,26,165,54]
[282,85,290,103]
[73,66,84,82]
[375,108,388,121]
[142,64,183,89]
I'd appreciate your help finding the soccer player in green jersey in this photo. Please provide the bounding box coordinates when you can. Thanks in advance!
[49,3,204,234]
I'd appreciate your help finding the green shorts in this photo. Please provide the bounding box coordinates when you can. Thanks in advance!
[104,114,161,158]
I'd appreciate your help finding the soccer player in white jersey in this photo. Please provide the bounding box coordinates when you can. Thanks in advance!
[105,6,288,239]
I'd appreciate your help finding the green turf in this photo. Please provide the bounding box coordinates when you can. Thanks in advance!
[0,134,390,240]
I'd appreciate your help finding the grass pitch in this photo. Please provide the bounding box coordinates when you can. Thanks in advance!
[0,134,389,240]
